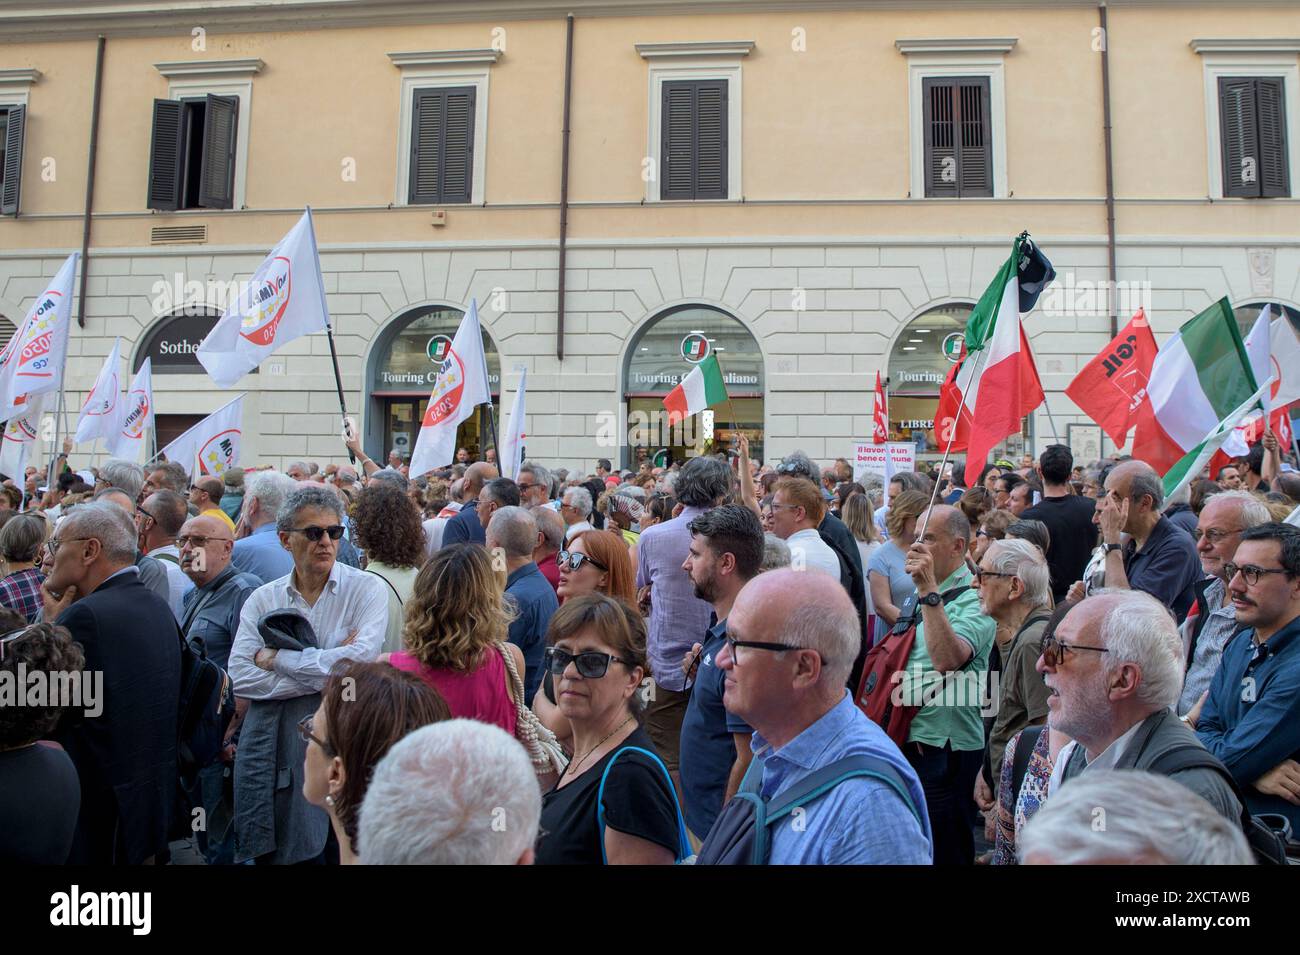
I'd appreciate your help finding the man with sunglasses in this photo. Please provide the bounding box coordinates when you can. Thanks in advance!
[1177,490,1271,718]
[1195,522,1300,835]
[227,486,389,865]
[137,489,193,622]
[1039,590,1241,823]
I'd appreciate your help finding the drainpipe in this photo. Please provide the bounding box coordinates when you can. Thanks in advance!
[556,13,574,360]
[77,35,106,329]
[1100,3,1118,338]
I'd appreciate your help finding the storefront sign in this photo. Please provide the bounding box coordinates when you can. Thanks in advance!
[373,310,500,395]
[625,308,763,398]
[852,442,916,484]
[136,309,256,375]
[681,333,711,363]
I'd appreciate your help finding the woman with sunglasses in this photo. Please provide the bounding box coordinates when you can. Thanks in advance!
[556,529,636,605]
[534,594,687,865]
[301,660,450,864]
[383,543,522,734]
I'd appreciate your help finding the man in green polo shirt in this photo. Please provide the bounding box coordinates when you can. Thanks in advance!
[902,503,996,865]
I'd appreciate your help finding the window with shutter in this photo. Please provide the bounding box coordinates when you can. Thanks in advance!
[409,86,476,205]
[660,79,728,200]
[198,94,239,209]
[147,94,244,211]
[1219,76,1290,198]
[147,99,185,211]
[923,77,993,198]
[1,105,25,216]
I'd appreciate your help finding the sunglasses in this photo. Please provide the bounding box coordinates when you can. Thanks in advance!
[556,549,607,573]
[1039,632,1110,668]
[287,525,345,543]
[544,646,633,679]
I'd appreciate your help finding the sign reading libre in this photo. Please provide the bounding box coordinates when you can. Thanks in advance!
[681,333,711,363]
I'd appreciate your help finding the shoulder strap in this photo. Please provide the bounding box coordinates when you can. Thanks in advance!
[763,753,923,831]
[596,745,692,865]
[366,567,404,605]
[941,585,970,603]
[1010,724,1045,804]
[1144,743,1264,832]
[154,551,181,565]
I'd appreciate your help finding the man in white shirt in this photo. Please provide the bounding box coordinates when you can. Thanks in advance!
[769,477,843,579]
[228,485,389,865]
[136,488,194,621]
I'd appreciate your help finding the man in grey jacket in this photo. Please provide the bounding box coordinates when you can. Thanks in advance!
[1038,588,1241,822]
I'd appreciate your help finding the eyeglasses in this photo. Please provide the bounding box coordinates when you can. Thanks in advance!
[544,646,633,679]
[176,534,232,549]
[725,634,800,658]
[517,482,542,492]
[135,504,156,525]
[1192,528,1240,545]
[768,502,803,513]
[1039,632,1110,668]
[44,537,91,556]
[0,627,30,662]
[972,569,1014,584]
[297,714,334,754]
[1223,562,1291,586]
[557,549,607,573]
[287,525,345,543]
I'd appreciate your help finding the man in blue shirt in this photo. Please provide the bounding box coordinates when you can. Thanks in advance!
[442,462,497,547]
[231,470,298,584]
[1194,522,1300,833]
[487,506,557,704]
[714,567,932,863]
[678,504,762,841]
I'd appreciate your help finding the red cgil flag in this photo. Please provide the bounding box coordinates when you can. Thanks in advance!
[1064,309,1159,447]
[872,371,889,444]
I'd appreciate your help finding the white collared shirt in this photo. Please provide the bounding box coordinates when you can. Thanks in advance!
[228,560,389,701]
[785,528,842,579]
[147,543,194,622]
[1048,718,1147,795]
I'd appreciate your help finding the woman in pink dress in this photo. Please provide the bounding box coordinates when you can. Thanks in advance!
[382,543,521,735]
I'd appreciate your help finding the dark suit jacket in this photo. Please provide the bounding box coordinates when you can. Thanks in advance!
[56,569,180,864]
[441,500,486,547]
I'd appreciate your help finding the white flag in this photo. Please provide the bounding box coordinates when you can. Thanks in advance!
[1270,309,1300,410]
[0,252,77,421]
[74,338,122,446]
[0,393,47,483]
[500,368,527,481]
[196,210,329,387]
[1245,307,1272,417]
[106,358,154,460]
[408,300,491,477]
[160,395,244,477]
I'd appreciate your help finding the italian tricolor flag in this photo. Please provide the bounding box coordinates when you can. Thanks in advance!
[663,352,727,425]
[1132,298,1272,496]
[939,235,1049,468]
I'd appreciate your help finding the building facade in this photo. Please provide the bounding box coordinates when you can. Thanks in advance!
[0,0,1297,474]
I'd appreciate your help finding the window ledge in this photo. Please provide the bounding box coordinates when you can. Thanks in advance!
[636,41,754,60]
[388,49,501,68]
[0,68,40,88]
[895,38,1017,56]
[154,59,264,78]
[1191,38,1300,55]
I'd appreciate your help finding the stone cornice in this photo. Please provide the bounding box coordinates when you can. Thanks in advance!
[636,40,754,59]
[1190,38,1300,55]
[154,58,265,78]
[388,49,502,68]
[895,37,1018,55]
[0,66,38,85]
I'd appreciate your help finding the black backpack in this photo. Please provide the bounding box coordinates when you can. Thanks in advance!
[696,752,924,865]
[176,629,236,786]
[1146,744,1292,865]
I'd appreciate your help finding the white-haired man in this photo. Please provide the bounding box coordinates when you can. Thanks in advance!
[488,506,558,704]
[1020,769,1252,865]
[231,470,298,584]
[359,719,540,864]
[559,485,594,542]
[972,538,1054,814]
[1038,589,1241,821]
[1177,489,1270,717]
[700,568,931,864]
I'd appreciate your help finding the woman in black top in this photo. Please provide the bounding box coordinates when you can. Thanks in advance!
[0,620,84,864]
[535,594,684,865]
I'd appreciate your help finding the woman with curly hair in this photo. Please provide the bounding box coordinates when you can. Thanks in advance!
[383,543,522,734]
[0,621,85,863]
[352,482,427,653]
[302,660,450,865]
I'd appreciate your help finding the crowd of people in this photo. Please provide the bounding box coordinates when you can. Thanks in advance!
[1,426,1297,866]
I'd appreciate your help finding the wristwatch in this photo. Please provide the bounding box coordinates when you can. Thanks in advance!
[919,591,943,607]
[1104,542,1123,554]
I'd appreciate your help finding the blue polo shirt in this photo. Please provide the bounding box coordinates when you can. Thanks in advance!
[1122,515,1201,623]
[504,562,558,705]
[679,619,753,838]
[231,524,293,584]
[442,501,485,547]
[1197,615,1300,832]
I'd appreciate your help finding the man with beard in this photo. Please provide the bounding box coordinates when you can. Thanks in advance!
[677,505,763,842]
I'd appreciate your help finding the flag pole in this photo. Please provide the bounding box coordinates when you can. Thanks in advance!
[305,207,355,466]
[473,300,500,460]
[711,347,740,453]
[917,338,992,540]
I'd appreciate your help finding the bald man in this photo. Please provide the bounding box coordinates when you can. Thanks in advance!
[177,513,263,864]
[91,487,173,609]
[1093,459,1201,623]
[700,569,931,864]
[441,461,499,547]
[900,504,997,865]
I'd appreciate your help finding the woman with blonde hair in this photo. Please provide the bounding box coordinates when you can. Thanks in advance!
[865,488,928,637]
[382,542,522,735]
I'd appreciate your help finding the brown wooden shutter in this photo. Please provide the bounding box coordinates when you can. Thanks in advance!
[147,99,185,211]
[661,80,728,200]
[198,94,238,209]
[1,104,24,216]
[1220,77,1261,197]
[409,87,475,204]
[1257,77,1290,198]
[924,77,992,198]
